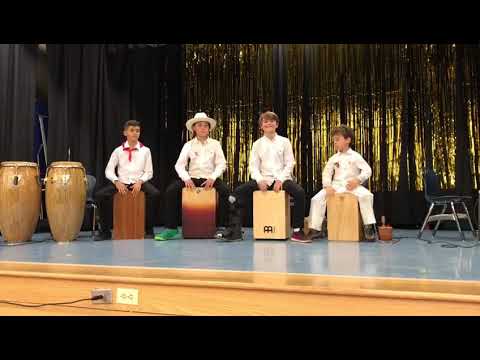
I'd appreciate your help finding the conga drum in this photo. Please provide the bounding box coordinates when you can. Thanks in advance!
[45,161,87,242]
[0,162,41,243]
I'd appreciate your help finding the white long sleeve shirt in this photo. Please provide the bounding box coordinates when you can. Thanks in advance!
[322,148,372,188]
[249,134,295,186]
[174,137,226,181]
[105,141,153,185]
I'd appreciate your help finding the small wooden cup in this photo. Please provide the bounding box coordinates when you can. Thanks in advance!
[378,226,393,241]
[378,216,393,241]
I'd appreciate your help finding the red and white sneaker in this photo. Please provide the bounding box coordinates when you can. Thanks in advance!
[290,230,312,243]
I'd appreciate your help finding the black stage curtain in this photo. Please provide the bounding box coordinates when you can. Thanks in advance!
[0,44,37,162]
[46,44,184,225]
[45,44,479,228]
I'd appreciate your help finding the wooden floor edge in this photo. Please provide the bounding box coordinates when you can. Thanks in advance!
[3,262,480,315]
[2,260,480,286]
[2,261,480,305]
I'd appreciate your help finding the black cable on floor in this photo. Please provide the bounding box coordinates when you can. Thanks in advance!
[0,295,103,308]
[376,236,418,245]
[0,295,183,315]
[417,237,480,248]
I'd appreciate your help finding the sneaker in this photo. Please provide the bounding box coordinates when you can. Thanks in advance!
[291,230,312,243]
[155,229,180,241]
[364,224,376,242]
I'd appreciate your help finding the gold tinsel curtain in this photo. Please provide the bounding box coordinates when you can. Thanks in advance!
[185,44,480,199]
[185,44,273,188]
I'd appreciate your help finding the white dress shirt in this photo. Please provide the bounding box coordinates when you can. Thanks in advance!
[105,141,153,184]
[322,148,372,188]
[249,134,295,186]
[175,137,226,181]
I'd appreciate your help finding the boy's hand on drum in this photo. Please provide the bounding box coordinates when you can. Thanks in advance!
[132,181,142,196]
[258,180,269,192]
[325,186,336,196]
[346,178,360,191]
[273,180,283,192]
[115,181,128,195]
[184,179,195,189]
[201,178,215,190]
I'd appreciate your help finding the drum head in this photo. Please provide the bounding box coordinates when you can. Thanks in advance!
[50,161,84,169]
[1,161,38,168]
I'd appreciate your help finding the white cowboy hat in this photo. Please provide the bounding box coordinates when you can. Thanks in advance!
[186,112,216,132]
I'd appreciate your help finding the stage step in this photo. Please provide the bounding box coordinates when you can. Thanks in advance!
[1,261,480,315]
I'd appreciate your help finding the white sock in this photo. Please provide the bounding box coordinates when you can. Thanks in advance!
[293,228,300,232]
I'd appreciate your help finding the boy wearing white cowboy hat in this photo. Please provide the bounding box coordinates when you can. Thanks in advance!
[156,112,231,240]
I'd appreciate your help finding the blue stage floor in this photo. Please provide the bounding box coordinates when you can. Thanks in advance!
[1,228,479,281]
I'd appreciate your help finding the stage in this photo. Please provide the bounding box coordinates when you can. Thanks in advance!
[1,228,480,315]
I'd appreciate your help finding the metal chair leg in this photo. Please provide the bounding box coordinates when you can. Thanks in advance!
[460,201,476,239]
[432,204,447,238]
[92,205,97,239]
[418,203,435,240]
[39,199,44,221]
[450,202,465,241]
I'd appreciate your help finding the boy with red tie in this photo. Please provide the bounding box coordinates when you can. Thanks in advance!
[95,120,160,240]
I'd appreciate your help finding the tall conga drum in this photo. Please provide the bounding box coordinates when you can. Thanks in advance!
[45,161,87,242]
[0,162,41,244]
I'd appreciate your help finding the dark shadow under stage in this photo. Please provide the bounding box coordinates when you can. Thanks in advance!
[1,228,480,315]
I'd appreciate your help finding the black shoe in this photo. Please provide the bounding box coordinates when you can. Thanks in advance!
[98,230,112,241]
[307,229,324,240]
[320,220,328,238]
[216,201,243,242]
[363,225,376,242]
[215,228,228,239]
[216,226,243,242]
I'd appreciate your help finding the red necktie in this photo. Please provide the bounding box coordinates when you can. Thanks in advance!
[123,146,138,162]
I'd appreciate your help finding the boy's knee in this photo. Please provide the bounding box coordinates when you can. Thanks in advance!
[150,188,161,197]
[358,192,373,201]
[311,190,326,202]
[298,187,305,198]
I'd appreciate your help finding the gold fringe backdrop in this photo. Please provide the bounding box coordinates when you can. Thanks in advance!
[185,44,480,194]
[185,44,273,188]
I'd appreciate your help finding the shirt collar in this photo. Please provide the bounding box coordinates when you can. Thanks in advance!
[193,137,210,145]
[337,148,353,155]
[123,141,142,150]
[262,133,278,142]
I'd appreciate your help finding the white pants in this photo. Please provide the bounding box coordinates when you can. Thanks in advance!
[308,184,376,231]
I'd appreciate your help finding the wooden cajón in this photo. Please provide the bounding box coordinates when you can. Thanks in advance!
[253,190,291,240]
[182,187,217,238]
[326,192,364,241]
[113,191,145,240]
